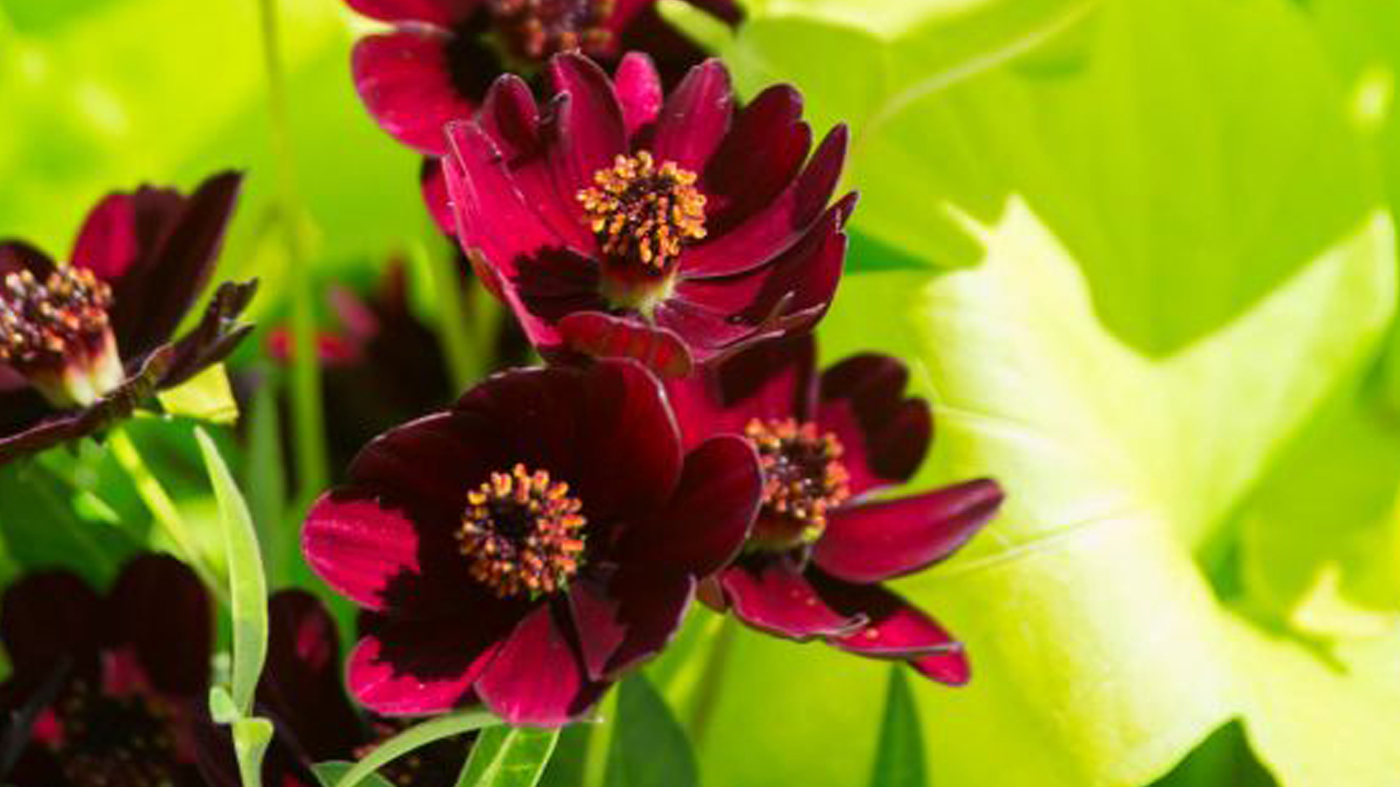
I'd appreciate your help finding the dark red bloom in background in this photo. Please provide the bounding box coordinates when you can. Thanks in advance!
[0,173,257,465]
[348,0,741,158]
[0,555,214,786]
[303,359,760,725]
[446,52,852,375]
[667,336,1004,684]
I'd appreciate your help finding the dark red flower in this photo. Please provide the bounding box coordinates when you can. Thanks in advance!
[303,359,760,725]
[445,52,853,376]
[348,0,741,159]
[0,173,257,466]
[666,336,1004,684]
[0,555,214,786]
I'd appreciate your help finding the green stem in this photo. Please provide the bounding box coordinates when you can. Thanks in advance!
[581,689,620,787]
[108,429,227,603]
[684,615,737,752]
[416,239,479,392]
[256,0,328,502]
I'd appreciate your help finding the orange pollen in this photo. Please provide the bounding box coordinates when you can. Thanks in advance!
[489,0,617,61]
[0,267,112,369]
[578,151,707,271]
[745,418,852,544]
[456,463,587,598]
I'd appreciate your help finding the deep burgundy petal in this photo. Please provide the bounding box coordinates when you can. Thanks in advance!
[348,609,517,715]
[346,0,482,25]
[259,591,362,762]
[545,54,628,198]
[511,248,606,326]
[0,241,56,279]
[475,602,607,726]
[567,571,694,680]
[813,481,1003,584]
[650,59,733,173]
[717,558,865,640]
[665,333,817,451]
[680,125,848,279]
[807,572,969,685]
[620,435,758,576]
[160,279,258,388]
[817,351,930,495]
[0,570,102,675]
[702,85,810,233]
[420,157,456,236]
[613,53,663,137]
[557,311,693,377]
[103,554,212,698]
[353,30,477,156]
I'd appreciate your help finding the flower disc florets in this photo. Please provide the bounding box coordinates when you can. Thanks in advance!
[45,678,180,787]
[745,417,851,548]
[457,463,587,598]
[489,0,617,61]
[579,151,707,272]
[0,267,123,406]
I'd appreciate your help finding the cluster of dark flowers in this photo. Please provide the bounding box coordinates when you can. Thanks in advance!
[0,1,1005,784]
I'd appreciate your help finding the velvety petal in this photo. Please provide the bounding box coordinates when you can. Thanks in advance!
[817,349,930,495]
[104,553,212,698]
[511,248,605,325]
[346,0,482,25]
[717,558,865,640]
[348,609,518,715]
[620,435,758,576]
[420,157,456,236]
[665,333,816,451]
[681,125,848,279]
[808,572,969,684]
[0,345,173,467]
[702,85,810,233]
[545,54,628,198]
[557,311,692,377]
[259,591,362,762]
[475,602,607,726]
[451,364,587,486]
[613,52,663,137]
[0,569,102,675]
[567,571,694,679]
[160,279,258,388]
[613,5,712,86]
[813,481,1003,584]
[353,29,478,156]
[651,298,762,358]
[0,241,56,278]
[650,59,733,173]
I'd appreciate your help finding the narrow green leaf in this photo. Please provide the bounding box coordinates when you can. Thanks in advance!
[604,675,698,787]
[870,667,926,787]
[313,762,394,787]
[157,363,240,425]
[333,709,499,787]
[232,716,274,787]
[245,365,289,585]
[195,427,268,716]
[457,726,560,787]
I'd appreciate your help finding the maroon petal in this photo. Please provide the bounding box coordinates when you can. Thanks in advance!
[421,158,456,236]
[568,571,694,680]
[0,241,56,278]
[353,29,477,156]
[302,492,427,613]
[702,85,811,233]
[475,602,607,726]
[808,573,969,685]
[817,351,930,495]
[650,59,733,173]
[348,609,516,715]
[259,591,362,762]
[346,0,483,25]
[717,558,865,640]
[545,54,628,197]
[0,569,102,675]
[104,553,212,698]
[160,279,258,388]
[557,311,693,377]
[813,480,1003,584]
[620,435,759,576]
[665,334,817,451]
[681,125,848,279]
[613,53,663,137]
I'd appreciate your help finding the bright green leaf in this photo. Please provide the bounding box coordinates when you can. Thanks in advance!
[313,763,394,787]
[870,667,926,787]
[158,363,240,425]
[232,716,275,787]
[604,675,698,787]
[457,726,560,787]
[333,710,499,787]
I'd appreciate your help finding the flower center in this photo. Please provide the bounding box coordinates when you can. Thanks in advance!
[489,0,616,61]
[457,464,587,598]
[745,418,852,549]
[44,678,182,787]
[0,267,123,407]
[578,152,707,273]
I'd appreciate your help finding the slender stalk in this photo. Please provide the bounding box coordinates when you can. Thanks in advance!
[581,689,620,787]
[256,0,328,502]
[684,615,737,751]
[108,429,227,603]
[415,239,479,392]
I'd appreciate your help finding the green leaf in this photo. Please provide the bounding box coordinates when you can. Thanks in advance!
[209,685,239,725]
[195,427,268,716]
[158,363,240,426]
[232,716,275,787]
[457,726,560,787]
[333,710,499,787]
[870,668,926,787]
[313,763,394,787]
[604,675,698,787]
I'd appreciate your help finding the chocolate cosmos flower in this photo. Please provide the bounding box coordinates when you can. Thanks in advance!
[0,173,257,465]
[0,555,214,786]
[445,52,853,375]
[667,336,1005,683]
[303,359,761,725]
